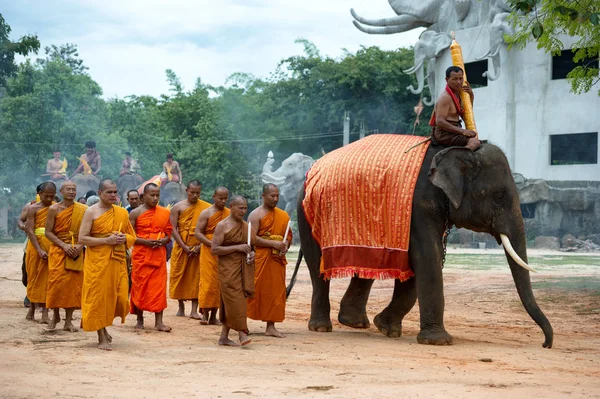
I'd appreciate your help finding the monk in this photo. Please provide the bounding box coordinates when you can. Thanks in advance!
[25,182,56,323]
[46,150,66,181]
[169,180,211,318]
[79,179,136,351]
[211,195,255,347]
[247,184,292,338]
[45,181,86,331]
[430,66,480,151]
[18,184,43,308]
[129,183,173,332]
[71,140,102,177]
[195,187,230,325]
[160,153,182,186]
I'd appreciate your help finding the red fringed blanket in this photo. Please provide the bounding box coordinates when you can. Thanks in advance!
[302,134,430,280]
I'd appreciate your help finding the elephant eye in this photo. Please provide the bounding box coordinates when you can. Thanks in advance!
[493,191,506,205]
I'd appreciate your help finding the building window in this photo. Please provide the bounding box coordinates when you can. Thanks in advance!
[552,49,600,80]
[550,132,598,165]
[520,203,536,219]
[464,60,488,88]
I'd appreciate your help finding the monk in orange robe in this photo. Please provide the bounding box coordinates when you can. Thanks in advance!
[129,183,173,331]
[195,187,230,325]
[79,179,136,351]
[45,181,86,331]
[25,181,57,323]
[169,180,211,318]
[211,195,255,347]
[248,184,292,338]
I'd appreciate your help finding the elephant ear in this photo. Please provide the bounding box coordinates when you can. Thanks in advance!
[428,147,476,209]
[301,155,315,172]
[435,32,453,56]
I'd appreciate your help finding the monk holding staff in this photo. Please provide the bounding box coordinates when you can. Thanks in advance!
[129,183,173,331]
[195,187,230,325]
[45,181,86,331]
[25,182,57,323]
[247,184,292,338]
[211,195,255,347]
[169,180,211,318]
[79,179,136,351]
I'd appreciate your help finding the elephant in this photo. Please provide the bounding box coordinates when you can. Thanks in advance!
[117,173,144,205]
[261,153,314,216]
[297,141,553,348]
[404,30,452,105]
[160,181,186,206]
[476,0,515,81]
[71,174,100,200]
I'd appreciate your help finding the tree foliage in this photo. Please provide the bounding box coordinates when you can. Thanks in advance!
[507,0,600,94]
[0,13,40,88]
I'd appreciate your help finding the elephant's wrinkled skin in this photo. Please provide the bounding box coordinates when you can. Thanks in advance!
[71,174,100,200]
[298,143,553,347]
[117,173,144,205]
[160,181,186,206]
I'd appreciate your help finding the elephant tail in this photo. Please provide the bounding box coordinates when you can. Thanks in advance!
[286,249,304,299]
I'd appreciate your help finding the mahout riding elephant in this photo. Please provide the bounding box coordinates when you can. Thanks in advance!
[261,153,314,216]
[297,141,553,348]
[117,173,144,205]
[71,174,101,200]
[160,181,186,206]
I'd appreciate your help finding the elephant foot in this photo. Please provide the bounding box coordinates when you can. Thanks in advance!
[417,329,454,345]
[373,312,403,338]
[308,316,332,332]
[338,309,370,329]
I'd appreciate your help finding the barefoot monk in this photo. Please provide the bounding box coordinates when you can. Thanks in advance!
[211,195,255,347]
[25,182,57,324]
[79,179,136,350]
[129,183,173,332]
[45,181,86,331]
[195,187,230,325]
[169,180,210,318]
[247,184,291,338]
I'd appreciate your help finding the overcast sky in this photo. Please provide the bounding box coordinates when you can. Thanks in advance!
[3,0,423,98]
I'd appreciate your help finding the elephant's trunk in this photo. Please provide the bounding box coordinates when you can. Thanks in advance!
[350,8,413,27]
[352,20,418,35]
[406,59,425,94]
[261,172,287,185]
[502,222,553,348]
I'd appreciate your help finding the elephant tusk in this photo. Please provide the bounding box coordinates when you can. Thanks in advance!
[500,234,536,273]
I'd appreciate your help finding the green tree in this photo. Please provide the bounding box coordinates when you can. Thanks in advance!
[507,0,600,94]
[0,13,40,88]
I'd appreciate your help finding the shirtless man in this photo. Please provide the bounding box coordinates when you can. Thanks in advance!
[161,154,182,186]
[431,66,480,151]
[120,152,140,177]
[46,151,66,181]
[72,141,102,177]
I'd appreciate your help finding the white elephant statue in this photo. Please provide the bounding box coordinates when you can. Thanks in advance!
[476,0,515,81]
[404,30,453,105]
[261,153,315,216]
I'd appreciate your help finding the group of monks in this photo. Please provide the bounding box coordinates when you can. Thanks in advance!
[20,178,292,350]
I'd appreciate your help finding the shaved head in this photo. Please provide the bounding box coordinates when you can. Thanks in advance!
[262,183,278,194]
[99,179,116,191]
[214,186,229,195]
[187,179,202,189]
[228,195,247,207]
[40,181,57,192]
[144,183,159,193]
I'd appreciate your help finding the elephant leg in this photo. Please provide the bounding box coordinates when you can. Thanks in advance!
[410,220,453,345]
[374,277,417,337]
[297,195,332,332]
[338,276,374,328]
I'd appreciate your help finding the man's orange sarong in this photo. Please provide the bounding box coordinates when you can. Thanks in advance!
[247,208,291,323]
[198,207,230,309]
[46,203,86,309]
[169,200,211,300]
[26,206,51,303]
[303,134,430,280]
[81,206,136,332]
[130,206,173,314]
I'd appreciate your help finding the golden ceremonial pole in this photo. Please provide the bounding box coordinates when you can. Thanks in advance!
[449,32,478,138]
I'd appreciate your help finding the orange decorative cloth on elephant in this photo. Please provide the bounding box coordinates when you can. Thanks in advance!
[302,134,430,280]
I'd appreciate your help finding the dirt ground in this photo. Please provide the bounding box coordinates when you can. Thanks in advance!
[1,243,599,399]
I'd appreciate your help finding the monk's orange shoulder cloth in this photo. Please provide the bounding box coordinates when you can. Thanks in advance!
[132,206,173,267]
[302,134,430,280]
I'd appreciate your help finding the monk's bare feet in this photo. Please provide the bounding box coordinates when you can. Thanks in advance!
[39,315,51,325]
[48,310,61,329]
[218,338,240,347]
[135,321,144,330]
[265,323,285,338]
[209,319,222,326]
[98,341,112,351]
[189,311,201,320]
[200,315,209,325]
[155,323,172,332]
[97,329,112,351]
[26,307,35,321]
[105,330,113,343]
[63,322,78,332]
[239,331,252,346]
[176,300,185,316]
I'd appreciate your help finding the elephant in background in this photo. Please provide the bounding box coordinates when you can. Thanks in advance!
[261,152,314,216]
[72,174,100,200]
[297,142,553,348]
[117,173,144,205]
[476,0,515,81]
[160,182,185,206]
[404,30,452,105]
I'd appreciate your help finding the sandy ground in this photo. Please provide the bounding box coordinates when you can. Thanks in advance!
[0,243,599,399]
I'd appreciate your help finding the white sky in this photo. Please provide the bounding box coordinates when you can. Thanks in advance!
[3,0,423,98]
